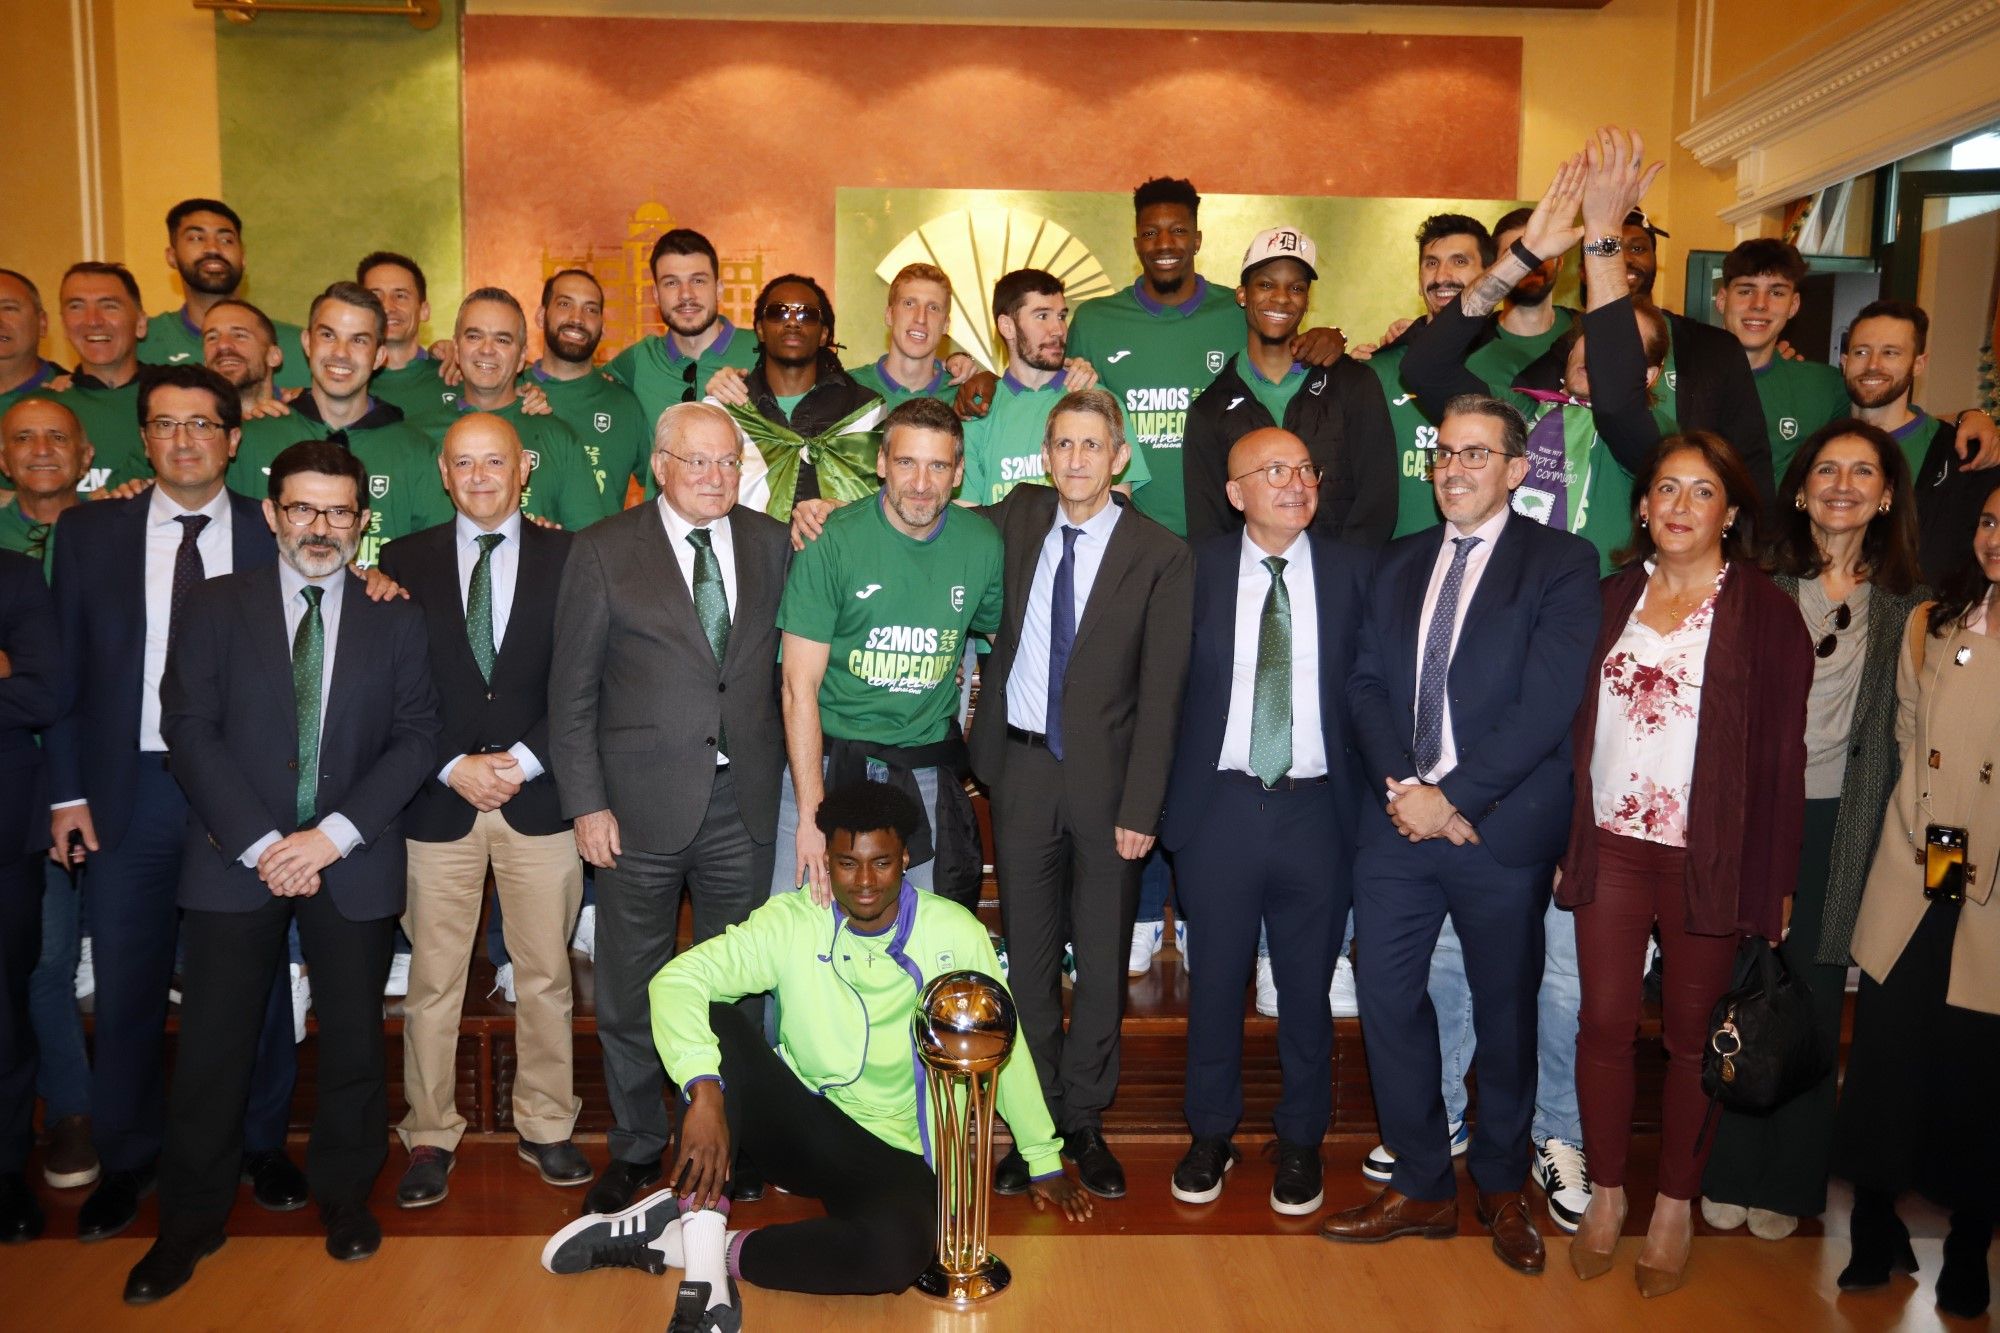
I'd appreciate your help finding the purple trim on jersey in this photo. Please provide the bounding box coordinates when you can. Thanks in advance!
[877,884,935,1171]
[1243,357,1306,386]
[680,1073,724,1104]
[878,488,948,544]
[875,355,946,395]
[1132,275,1209,317]
[1890,409,1931,442]
[8,360,59,395]
[1001,366,1062,395]
[178,305,202,337]
[668,318,737,365]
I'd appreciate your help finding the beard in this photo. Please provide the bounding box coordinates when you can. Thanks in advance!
[1014,340,1065,373]
[1509,278,1554,308]
[280,530,355,579]
[178,256,242,298]
[545,321,601,364]
[1847,368,1913,412]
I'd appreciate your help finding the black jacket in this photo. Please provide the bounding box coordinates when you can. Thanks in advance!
[1913,414,2000,587]
[377,517,574,841]
[744,352,882,503]
[1182,358,1396,547]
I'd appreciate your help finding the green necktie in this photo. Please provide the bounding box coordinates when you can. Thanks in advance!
[1249,555,1293,788]
[467,532,502,682]
[687,527,730,756]
[293,584,325,827]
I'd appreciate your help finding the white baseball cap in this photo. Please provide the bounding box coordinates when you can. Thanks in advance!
[1240,227,1319,281]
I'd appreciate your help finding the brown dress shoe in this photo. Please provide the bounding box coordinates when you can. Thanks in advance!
[1319,1187,1458,1243]
[1477,1191,1546,1274]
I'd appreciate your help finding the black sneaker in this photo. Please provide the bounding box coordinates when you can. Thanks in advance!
[1170,1136,1240,1205]
[1269,1141,1324,1216]
[667,1279,743,1332]
[993,1146,1030,1196]
[540,1187,681,1276]
[583,1158,663,1217]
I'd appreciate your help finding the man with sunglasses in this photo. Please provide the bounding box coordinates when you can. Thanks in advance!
[606,230,760,431]
[1182,229,1395,548]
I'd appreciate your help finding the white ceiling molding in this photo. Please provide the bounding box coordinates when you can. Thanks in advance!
[1677,0,2000,223]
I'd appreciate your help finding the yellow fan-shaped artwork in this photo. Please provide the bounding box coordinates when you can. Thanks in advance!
[874,206,1116,373]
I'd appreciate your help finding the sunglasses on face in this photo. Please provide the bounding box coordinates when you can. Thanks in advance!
[760,302,823,326]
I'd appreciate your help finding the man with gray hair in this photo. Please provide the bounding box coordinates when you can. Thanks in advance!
[548,400,792,1217]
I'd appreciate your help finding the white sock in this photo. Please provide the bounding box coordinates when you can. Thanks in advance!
[647,1215,684,1268]
[682,1209,732,1310]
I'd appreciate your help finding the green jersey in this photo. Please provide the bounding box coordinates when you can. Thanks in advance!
[426,399,602,532]
[846,357,955,412]
[53,380,148,493]
[140,305,308,391]
[0,361,63,422]
[1464,308,1573,395]
[604,318,759,432]
[778,495,1003,748]
[0,499,57,581]
[959,368,1151,506]
[368,353,460,437]
[1066,278,1243,536]
[1755,357,1850,484]
[1516,397,1635,575]
[1368,344,1446,538]
[1238,350,1307,425]
[650,886,1062,1178]
[529,364,651,512]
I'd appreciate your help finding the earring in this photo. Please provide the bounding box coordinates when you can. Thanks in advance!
[1879,502,1891,513]
[1639,517,1649,528]
[1794,496,1806,510]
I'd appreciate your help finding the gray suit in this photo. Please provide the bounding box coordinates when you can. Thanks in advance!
[549,500,790,1166]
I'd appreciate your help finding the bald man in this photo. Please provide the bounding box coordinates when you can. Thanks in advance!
[375,413,589,1207]
[1161,426,1369,1216]
[0,399,91,577]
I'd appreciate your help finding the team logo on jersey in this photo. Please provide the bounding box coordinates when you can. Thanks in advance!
[1106,350,1132,364]
[1779,417,1799,440]
[443,391,458,405]
[593,412,611,433]
[1309,377,1326,396]
[936,951,955,971]
[166,352,191,364]
[1206,350,1226,374]
[1392,393,1417,408]
[524,449,541,471]
[1226,396,1245,411]
[950,585,965,612]
[1665,370,1679,390]
[369,475,390,499]
[855,583,883,600]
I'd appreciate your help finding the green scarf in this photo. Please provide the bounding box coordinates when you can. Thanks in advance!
[727,399,888,521]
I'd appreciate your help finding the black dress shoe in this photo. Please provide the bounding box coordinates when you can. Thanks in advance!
[1937,1211,1994,1319]
[518,1137,593,1187]
[1062,1127,1127,1199]
[584,1158,663,1216]
[241,1150,309,1212]
[322,1201,382,1262]
[79,1167,155,1242]
[123,1233,225,1306]
[993,1146,1030,1196]
[1838,1191,1920,1291]
[397,1146,455,1209]
[729,1153,765,1203]
[0,1172,45,1243]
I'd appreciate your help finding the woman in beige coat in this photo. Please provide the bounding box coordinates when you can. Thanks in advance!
[1833,486,2000,1320]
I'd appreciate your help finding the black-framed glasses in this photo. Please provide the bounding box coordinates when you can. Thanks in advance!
[679,358,698,404]
[659,447,742,475]
[142,416,224,442]
[1428,444,1521,473]
[1815,601,1852,659]
[759,302,823,326]
[278,501,361,530]
[1230,461,1323,488]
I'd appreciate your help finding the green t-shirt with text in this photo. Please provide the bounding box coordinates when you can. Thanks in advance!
[1464,309,1573,396]
[416,400,601,533]
[140,306,308,391]
[529,367,651,514]
[369,354,460,437]
[1755,357,1851,485]
[777,495,1003,748]
[1369,344,1446,539]
[52,382,147,493]
[604,319,759,434]
[846,357,956,413]
[959,370,1151,506]
[230,407,451,567]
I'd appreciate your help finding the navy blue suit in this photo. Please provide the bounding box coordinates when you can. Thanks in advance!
[1346,510,1600,1200]
[45,492,296,1174]
[1163,530,1369,1147]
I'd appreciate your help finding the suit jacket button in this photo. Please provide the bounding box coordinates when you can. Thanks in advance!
[717,682,726,693]
[705,737,716,747]
[287,759,298,771]
[487,691,496,701]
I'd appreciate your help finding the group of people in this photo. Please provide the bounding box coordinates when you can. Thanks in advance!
[0,124,1996,1326]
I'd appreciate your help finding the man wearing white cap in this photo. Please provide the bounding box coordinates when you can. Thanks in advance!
[1181,228,1396,548]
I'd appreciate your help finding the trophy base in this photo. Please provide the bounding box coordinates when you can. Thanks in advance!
[915,1255,1012,1306]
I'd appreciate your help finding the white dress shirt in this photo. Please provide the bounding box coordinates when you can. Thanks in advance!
[1408,506,1510,783]
[436,510,544,786]
[1006,497,1122,733]
[1219,529,1326,779]
[658,495,736,766]
[239,562,361,866]
[141,485,234,750]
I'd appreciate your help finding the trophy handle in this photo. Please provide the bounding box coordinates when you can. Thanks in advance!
[915,1066,1012,1305]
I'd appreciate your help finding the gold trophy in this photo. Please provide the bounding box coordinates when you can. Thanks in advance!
[912,969,1016,1306]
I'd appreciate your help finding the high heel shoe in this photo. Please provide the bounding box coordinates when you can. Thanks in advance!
[1636,1254,1689,1298]
[1838,1190,1920,1292]
[1569,1239,1616,1281]
[1935,1212,1993,1319]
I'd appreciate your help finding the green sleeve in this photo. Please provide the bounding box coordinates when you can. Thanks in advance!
[958,416,991,503]
[776,527,841,642]
[648,901,791,1089]
[967,923,1063,1179]
[970,538,1004,637]
[604,344,639,391]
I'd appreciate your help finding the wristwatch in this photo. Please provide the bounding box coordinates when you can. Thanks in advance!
[1584,236,1623,257]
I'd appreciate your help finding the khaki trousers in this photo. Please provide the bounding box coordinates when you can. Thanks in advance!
[398,811,584,1150]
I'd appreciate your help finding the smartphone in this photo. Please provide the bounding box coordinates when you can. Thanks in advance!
[1925,823,1969,902]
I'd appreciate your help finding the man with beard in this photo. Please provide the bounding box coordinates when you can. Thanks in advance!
[137,200,306,391]
[357,252,458,436]
[1841,300,2000,584]
[124,439,438,1304]
[960,269,1148,506]
[0,271,64,421]
[52,263,152,492]
[1183,229,1395,548]
[530,269,649,511]
[201,299,288,424]
[1467,207,1576,393]
[606,229,760,429]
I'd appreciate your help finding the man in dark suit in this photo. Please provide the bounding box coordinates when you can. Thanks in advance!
[549,400,791,1217]
[1321,394,1600,1275]
[969,388,1192,1199]
[377,413,587,1209]
[46,364,304,1240]
[124,439,439,1303]
[1161,426,1369,1218]
[0,550,60,1241]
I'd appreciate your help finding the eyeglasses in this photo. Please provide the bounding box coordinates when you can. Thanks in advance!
[1229,461,1323,488]
[1428,445,1522,472]
[679,358,699,404]
[759,302,823,326]
[659,447,742,475]
[278,501,361,530]
[142,416,224,442]
[1815,601,1851,659]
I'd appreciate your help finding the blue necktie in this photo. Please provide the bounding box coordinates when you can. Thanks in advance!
[1414,536,1481,776]
[1045,525,1082,760]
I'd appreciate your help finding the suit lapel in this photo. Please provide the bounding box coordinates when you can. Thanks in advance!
[1454,512,1525,648]
[1002,492,1051,646]
[320,572,371,744]
[1072,499,1140,658]
[492,522,549,676]
[245,564,300,749]
[1394,528,1444,700]
[718,507,758,671]
[228,492,275,570]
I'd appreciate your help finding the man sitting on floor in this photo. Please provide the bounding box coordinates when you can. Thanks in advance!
[540,781,1092,1330]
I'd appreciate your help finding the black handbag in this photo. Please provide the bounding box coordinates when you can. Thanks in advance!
[1698,937,1831,1132]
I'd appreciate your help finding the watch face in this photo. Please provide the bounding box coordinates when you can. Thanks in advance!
[1586,238,1621,257]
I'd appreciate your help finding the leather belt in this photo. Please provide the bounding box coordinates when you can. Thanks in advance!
[1220,769,1327,793]
[1005,725,1051,749]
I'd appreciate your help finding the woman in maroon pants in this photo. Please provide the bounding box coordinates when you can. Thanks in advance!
[1555,430,1813,1296]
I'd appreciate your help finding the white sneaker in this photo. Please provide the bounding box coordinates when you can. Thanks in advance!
[1128,921,1163,977]
[1061,942,1077,986]
[1532,1138,1590,1234]
[490,962,517,1005]
[1254,956,1279,1017]
[570,904,596,960]
[1361,1118,1468,1182]
[289,964,312,1043]
[74,936,95,1000]
[1174,920,1189,974]
[384,951,411,998]
[1329,954,1359,1018]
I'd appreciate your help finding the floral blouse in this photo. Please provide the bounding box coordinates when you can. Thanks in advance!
[1589,563,1728,847]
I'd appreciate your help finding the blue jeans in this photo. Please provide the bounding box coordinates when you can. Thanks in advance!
[1135,847,1174,924]
[1429,895,1581,1145]
[29,861,91,1120]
